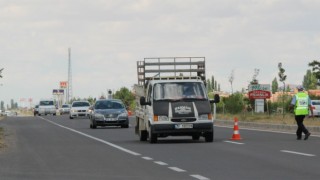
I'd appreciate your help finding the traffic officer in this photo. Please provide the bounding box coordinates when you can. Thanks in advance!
[289,85,313,140]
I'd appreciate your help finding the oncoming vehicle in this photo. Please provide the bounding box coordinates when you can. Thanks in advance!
[310,100,320,117]
[38,99,56,116]
[90,99,129,129]
[135,57,219,143]
[69,101,91,119]
[33,105,39,116]
[59,104,71,115]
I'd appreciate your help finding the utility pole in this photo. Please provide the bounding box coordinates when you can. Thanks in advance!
[67,48,73,103]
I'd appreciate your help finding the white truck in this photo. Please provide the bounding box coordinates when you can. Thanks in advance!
[38,99,57,116]
[134,57,220,143]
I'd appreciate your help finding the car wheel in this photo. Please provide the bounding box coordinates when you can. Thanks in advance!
[53,113,56,116]
[121,124,129,128]
[204,132,214,142]
[192,134,200,140]
[92,120,97,129]
[69,116,73,119]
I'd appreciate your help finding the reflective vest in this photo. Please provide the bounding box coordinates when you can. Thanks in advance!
[294,92,309,115]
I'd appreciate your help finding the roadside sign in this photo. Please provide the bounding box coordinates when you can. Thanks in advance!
[249,90,271,99]
[248,84,271,91]
[60,81,67,89]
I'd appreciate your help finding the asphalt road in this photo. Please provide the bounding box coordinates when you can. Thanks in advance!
[1,115,320,180]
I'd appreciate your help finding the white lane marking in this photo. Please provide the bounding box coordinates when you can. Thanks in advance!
[142,157,153,160]
[154,161,168,166]
[224,141,244,145]
[169,167,186,172]
[281,150,316,157]
[190,174,210,180]
[216,125,320,137]
[39,117,141,156]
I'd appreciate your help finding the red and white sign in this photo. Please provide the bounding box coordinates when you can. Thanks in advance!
[249,90,271,99]
[60,81,67,89]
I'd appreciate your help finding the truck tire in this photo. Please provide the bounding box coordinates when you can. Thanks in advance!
[148,128,157,143]
[139,130,148,141]
[204,132,214,142]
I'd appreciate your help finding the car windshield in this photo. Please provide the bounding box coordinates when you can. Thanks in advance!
[40,101,54,106]
[95,101,124,109]
[72,102,90,107]
[62,105,69,108]
[153,82,207,101]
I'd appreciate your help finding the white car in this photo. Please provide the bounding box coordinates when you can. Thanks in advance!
[38,99,56,116]
[59,104,71,115]
[69,101,91,119]
[310,100,320,117]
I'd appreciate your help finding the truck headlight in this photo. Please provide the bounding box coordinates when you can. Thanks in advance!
[199,114,213,120]
[154,115,169,121]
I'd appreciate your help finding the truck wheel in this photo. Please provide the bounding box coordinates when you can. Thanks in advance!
[204,132,214,142]
[148,128,157,143]
[139,130,148,141]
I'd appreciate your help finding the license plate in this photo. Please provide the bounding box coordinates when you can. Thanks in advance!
[175,124,193,129]
[106,118,117,121]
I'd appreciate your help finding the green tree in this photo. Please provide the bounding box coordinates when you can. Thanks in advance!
[211,76,215,90]
[303,70,317,90]
[113,87,135,110]
[223,92,244,114]
[309,60,320,80]
[271,77,278,93]
[278,62,287,119]
[207,79,212,92]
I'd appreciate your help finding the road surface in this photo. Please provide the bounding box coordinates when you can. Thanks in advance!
[0,115,319,180]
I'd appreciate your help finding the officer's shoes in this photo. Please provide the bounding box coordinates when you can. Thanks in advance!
[304,133,311,140]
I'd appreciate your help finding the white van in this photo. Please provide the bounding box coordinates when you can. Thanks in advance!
[38,99,57,116]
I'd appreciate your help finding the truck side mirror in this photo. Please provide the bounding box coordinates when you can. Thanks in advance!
[210,94,220,104]
[140,97,151,106]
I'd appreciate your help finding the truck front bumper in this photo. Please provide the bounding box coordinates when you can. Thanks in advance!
[151,122,213,135]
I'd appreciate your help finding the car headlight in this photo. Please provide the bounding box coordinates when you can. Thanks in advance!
[94,113,104,119]
[119,112,128,117]
[199,114,213,120]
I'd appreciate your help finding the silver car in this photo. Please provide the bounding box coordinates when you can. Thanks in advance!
[69,101,91,119]
[90,99,129,129]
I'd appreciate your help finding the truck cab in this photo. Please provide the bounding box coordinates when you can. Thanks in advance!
[135,57,219,143]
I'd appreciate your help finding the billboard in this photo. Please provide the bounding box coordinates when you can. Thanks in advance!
[53,89,64,95]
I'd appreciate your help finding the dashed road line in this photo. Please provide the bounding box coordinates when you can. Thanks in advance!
[154,161,168,166]
[190,174,210,180]
[224,140,244,145]
[281,150,316,157]
[142,156,153,160]
[40,117,210,180]
[169,167,186,172]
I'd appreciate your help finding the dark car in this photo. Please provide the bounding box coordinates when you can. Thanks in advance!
[90,99,129,129]
[33,105,39,116]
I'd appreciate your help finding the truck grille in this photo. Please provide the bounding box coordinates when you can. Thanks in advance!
[171,118,196,122]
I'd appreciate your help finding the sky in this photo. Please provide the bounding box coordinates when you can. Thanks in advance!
[0,0,320,108]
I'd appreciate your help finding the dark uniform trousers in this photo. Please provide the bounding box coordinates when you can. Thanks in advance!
[295,115,309,138]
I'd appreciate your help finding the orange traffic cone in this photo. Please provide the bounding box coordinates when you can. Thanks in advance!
[231,117,242,140]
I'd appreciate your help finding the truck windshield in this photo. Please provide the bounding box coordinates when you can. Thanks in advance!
[153,82,207,101]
